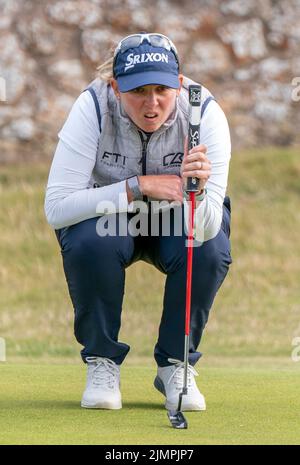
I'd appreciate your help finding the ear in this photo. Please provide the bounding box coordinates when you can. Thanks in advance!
[110,78,120,99]
[176,74,184,96]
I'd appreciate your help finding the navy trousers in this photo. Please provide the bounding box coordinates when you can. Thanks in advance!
[55,197,232,367]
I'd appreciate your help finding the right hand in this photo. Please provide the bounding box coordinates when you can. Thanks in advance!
[139,175,183,203]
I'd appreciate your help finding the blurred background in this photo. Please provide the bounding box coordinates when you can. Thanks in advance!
[0,0,299,364]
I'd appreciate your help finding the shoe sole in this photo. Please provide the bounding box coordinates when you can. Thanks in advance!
[154,376,206,411]
[81,400,122,410]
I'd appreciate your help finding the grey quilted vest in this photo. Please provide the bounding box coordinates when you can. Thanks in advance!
[84,76,214,189]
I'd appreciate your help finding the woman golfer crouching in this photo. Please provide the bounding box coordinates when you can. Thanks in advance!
[44,33,232,411]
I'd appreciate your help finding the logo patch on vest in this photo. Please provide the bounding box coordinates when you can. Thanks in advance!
[102,151,127,168]
[163,152,184,167]
[125,52,169,72]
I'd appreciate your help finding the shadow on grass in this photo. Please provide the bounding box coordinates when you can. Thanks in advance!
[122,401,162,410]
[0,400,163,411]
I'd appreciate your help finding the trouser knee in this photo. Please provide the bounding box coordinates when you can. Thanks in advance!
[55,217,135,268]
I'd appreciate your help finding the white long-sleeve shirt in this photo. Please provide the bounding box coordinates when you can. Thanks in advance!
[45,84,231,241]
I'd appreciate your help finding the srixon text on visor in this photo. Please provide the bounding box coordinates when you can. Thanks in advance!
[125,52,169,71]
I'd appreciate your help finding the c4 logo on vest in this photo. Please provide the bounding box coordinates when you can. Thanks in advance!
[163,152,184,167]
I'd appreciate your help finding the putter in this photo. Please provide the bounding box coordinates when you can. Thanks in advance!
[168,84,202,430]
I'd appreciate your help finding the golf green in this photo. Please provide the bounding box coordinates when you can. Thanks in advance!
[0,362,299,445]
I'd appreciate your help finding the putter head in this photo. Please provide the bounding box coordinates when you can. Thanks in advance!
[167,410,188,429]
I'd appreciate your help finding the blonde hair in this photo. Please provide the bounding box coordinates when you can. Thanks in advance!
[96,46,115,82]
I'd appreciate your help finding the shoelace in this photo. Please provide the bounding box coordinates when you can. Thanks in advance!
[167,358,198,388]
[86,357,119,388]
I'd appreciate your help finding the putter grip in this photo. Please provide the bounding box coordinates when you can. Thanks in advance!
[187,84,202,192]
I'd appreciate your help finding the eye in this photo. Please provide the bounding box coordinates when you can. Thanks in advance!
[132,87,145,94]
[157,86,170,92]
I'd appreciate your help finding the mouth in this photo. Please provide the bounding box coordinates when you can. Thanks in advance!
[144,113,159,120]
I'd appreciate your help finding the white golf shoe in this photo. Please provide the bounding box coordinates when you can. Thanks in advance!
[81,357,122,409]
[154,358,206,411]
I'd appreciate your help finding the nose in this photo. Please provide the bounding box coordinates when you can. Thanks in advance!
[144,91,159,107]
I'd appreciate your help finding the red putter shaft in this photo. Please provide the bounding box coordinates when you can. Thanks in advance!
[168,84,202,430]
[185,191,196,337]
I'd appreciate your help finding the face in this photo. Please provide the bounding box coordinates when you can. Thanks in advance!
[111,76,183,132]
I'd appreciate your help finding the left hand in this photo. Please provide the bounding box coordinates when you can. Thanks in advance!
[180,137,211,192]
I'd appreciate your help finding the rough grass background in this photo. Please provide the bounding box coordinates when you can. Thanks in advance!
[0,147,300,361]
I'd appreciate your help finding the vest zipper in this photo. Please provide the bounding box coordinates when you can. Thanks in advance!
[138,131,152,176]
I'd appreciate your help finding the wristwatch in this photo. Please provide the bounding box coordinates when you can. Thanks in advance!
[127,175,143,201]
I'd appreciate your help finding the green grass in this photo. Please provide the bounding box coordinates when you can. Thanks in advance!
[0,147,300,445]
[0,147,299,360]
[0,360,299,445]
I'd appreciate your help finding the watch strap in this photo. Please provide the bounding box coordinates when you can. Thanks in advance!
[127,176,143,201]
